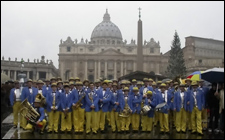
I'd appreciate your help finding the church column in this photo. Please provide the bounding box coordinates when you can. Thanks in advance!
[27,71,29,79]
[114,61,117,79]
[94,61,97,81]
[104,61,107,78]
[98,61,101,78]
[14,70,17,80]
[74,61,77,77]
[36,71,39,80]
[133,61,136,72]
[121,61,123,76]
[85,60,87,80]
[8,70,10,77]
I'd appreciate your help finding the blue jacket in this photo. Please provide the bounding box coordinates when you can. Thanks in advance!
[174,90,189,112]
[109,90,123,112]
[46,91,61,112]
[60,91,73,112]
[120,94,133,112]
[42,85,52,93]
[156,91,171,114]
[85,89,99,112]
[37,87,47,98]
[140,86,153,95]
[131,93,142,114]
[144,96,157,118]
[21,87,38,106]
[199,86,209,108]
[37,107,45,121]
[189,88,204,112]
[57,87,64,94]
[75,89,86,109]
[10,88,19,106]
[71,89,78,106]
[97,88,112,112]
[83,86,91,93]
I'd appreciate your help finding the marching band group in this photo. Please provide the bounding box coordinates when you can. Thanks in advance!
[9,77,214,135]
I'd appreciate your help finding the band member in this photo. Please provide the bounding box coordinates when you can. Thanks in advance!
[107,80,113,126]
[112,79,118,85]
[143,90,156,132]
[185,78,192,131]
[57,77,62,82]
[63,80,69,85]
[156,81,162,92]
[148,78,154,88]
[94,79,101,91]
[46,83,61,133]
[43,79,51,92]
[130,79,137,90]
[32,80,38,88]
[152,82,160,127]
[50,77,57,85]
[189,81,204,135]
[137,81,142,90]
[120,87,133,132]
[21,79,38,130]
[174,83,189,133]
[37,80,47,97]
[141,78,153,95]
[69,77,75,83]
[120,81,127,90]
[10,81,22,128]
[131,87,142,132]
[110,83,122,132]
[74,77,80,83]
[57,81,64,94]
[60,84,72,133]
[32,94,47,134]
[168,81,176,128]
[72,82,86,133]
[83,79,90,92]
[97,81,112,133]
[126,81,132,92]
[198,79,209,130]
[156,83,171,134]
[85,82,99,134]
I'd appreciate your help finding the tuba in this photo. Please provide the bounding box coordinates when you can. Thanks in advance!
[119,97,132,117]
[20,99,40,125]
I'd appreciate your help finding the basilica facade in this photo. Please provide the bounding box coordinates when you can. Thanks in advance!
[58,10,166,82]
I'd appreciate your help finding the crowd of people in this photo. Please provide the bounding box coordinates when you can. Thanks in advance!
[7,77,224,136]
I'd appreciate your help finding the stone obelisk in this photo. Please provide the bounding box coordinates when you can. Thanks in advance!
[137,7,143,71]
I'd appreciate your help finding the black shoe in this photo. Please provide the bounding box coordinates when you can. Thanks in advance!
[54,131,58,133]
[182,131,186,133]
[198,132,203,136]
[112,130,116,133]
[160,131,164,134]
[39,131,44,135]
[176,130,180,133]
[47,131,52,133]
[191,131,196,134]
[61,131,65,134]
[67,131,72,134]
[165,131,170,135]
[101,130,105,133]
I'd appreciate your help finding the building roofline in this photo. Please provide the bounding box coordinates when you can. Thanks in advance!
[185,36,224,43]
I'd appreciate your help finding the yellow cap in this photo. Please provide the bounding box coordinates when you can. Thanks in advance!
[149,78,153,82]
[27,79,33,82]
[108,80,113,83]
[75,77,80,80]
[157,81,162,84]
[191,81,198,86]
[102,81,108,85]
[147,90,153,95]
[50,77,56,81]
[152,82,156,86]
[112,79,118,82]
[160,83,166,87]
[143,78,149,82]
[14,80,19,84]
[51,83,57,87]
[137,81,142,85]
[75,81,83,85]
[132,79,137,82]
[121,81,126,85]
[112,83,117,86]
[123,87,129,91]
[37,80,44,84]
[69,77,75,81]
[174,82,178,85]
[57,81,63,85]
[63,80,69,84]
[69,81,74,85]
[126,81,131,84]
[64,83,70,88]
[133,87,139,91]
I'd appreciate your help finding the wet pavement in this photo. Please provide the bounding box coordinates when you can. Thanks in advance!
[7,125,224,139]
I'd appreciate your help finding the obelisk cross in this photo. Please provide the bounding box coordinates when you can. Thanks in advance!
[138,7,141,19]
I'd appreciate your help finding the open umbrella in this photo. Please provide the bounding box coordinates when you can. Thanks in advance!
[187,71,204,82]
[201,68,224,83]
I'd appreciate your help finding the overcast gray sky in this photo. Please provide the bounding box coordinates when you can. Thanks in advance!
[1,1,224,68]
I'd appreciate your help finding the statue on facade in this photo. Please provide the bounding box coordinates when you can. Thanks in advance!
[9,57,11,61]
[85,39,88,44]
[124,39,127,44]
[144,40,147,45]
[60,39,62,44]
[15,57,17,61]
[2,56,4,60]
[28,58,29,62]
[34,59,36,63]
[46,59,48,64]
[37,59,39,63]
[75,39,77,44]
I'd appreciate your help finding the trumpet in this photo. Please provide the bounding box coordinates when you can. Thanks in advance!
[73,91,86,109]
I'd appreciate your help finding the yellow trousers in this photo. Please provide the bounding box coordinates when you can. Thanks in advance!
[99,110,106,130]
[121,116,130,131]
[142,116,153,131]
[176,108,187,132]
[48,111,60,132]
[187,112,192,130]
[60,112,72,131]
[169,110,176,126]
[202,109,207,129]
[142,115,148,131]
[96,111,100,130]
[73,107,85,132]
[159,112,169,132]
[107,112,110,126]
[13,101,22,127]
[191,107,202,134]
[86,110,98,133]
[154,111,159,126]
[38,119,47,131]
[110,111,121,131]
[132,114,140,130]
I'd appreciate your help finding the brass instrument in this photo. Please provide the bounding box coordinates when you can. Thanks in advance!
[52,93,56,113]
[119,97,132,117]
[20,99,40,125]
[73,91,86,109]
[142,105,151,115]
[100,93,109,108]
[36,93,46,106]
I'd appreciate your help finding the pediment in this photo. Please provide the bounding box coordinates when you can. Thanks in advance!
[97,48,124,55]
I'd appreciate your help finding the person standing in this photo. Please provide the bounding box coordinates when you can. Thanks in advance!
[219,83,224,133]
[189,81,204,135]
